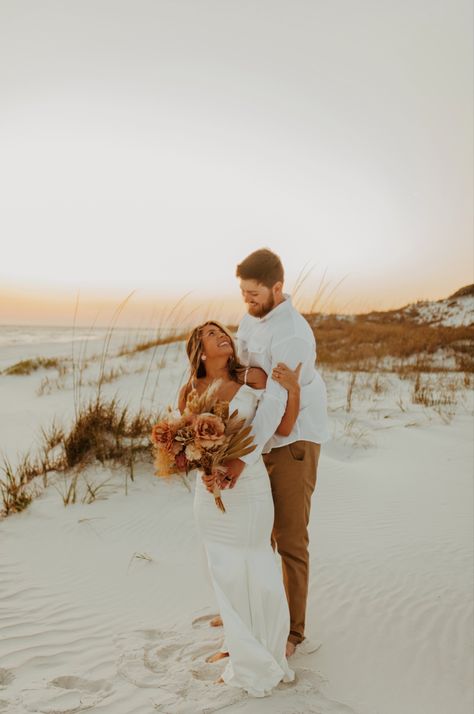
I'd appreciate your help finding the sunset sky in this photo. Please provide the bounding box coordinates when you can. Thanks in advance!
[1,0,472,327]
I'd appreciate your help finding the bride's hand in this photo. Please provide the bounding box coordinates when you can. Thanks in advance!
[201,473,217,493]
[272,362,302,392]
[202,467,226,493]
[220,459,245,489]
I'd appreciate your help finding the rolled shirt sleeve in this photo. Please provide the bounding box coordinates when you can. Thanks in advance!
[240,336,312,465]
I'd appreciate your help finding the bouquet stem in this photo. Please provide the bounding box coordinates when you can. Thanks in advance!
[212,482,226,513]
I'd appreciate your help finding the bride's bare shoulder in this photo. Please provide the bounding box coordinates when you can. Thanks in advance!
[245,367,267,389]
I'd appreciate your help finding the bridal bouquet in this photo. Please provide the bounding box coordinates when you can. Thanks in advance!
[151,380,255,513]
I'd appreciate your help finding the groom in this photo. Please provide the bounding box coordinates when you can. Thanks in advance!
[223,248,330,657]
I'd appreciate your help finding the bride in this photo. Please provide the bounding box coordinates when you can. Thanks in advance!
[178,320,301,697]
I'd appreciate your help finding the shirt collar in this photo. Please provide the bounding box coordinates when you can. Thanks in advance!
[260,293,292,323]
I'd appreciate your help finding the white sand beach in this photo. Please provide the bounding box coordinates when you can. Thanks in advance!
[1,0,472,707]
[0,325,472,714]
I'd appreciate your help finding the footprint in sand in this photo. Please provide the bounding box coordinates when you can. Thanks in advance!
[136,627,166,641]
[114,613,363,714]
[144,641,185,678]
[115,625,243,712]
[190,662,221,682]
[185,640,223,661]
[19,675,112,713]
[49,676,112,693]
[0,669,15,687]
[191,613,220,629]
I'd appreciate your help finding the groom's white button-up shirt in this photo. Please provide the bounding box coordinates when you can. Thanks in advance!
[236,293,330,465]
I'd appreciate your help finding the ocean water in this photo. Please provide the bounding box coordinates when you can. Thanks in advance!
[0,324,188,464]
[0,324,176,371]
[1,324,131,347]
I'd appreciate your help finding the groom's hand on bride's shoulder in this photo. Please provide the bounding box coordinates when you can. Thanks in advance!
[222,459,245,489]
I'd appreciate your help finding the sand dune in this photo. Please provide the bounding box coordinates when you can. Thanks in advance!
[0,329,472,713]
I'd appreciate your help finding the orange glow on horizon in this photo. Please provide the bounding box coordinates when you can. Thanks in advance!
[0,273,471,328]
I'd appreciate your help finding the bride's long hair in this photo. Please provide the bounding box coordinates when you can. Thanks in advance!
[185,320,247,383]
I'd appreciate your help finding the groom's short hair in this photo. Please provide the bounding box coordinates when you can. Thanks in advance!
[236,248,284,288]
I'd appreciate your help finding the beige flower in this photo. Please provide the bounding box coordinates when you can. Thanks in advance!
[185,443,202,461]
[194,412,226,449]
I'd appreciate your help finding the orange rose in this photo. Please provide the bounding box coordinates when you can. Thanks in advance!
[151,421,177,451]
[194,413,226,449]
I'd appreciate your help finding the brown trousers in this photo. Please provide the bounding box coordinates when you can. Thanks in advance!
[263,440,321,646]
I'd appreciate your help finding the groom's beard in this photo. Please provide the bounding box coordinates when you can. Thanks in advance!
[247,294,275,318]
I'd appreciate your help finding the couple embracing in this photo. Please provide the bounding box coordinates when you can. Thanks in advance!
[178,248,329,697]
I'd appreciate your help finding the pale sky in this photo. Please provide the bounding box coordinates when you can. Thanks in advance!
[1,0,472,326]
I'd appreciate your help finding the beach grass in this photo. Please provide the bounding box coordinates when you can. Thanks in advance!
[3,356,67,376]
[0,457,34,515]
[1,288,472,518]
[309,315,473,373]
[0,393,157,517]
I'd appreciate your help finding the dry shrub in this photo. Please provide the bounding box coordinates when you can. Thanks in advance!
[86,365,127,386]
[0,294,188,518]
[341,418,372,448]
[63,397,153,469]
[54,470,115,506]
[1,396,156,518]
[0,447,67,516]
[345,373,357,412]
[3,356,67,376]
[37,375,68,396]
[40,420,65,451]
[411,374,458,407]
[0,458,34,515]
[370,374,386,395]
[308,315,474,372]
[117,331,189,357]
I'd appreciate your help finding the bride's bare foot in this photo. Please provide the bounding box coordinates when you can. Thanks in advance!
[210,615,223,627]
[206,650,229,663]
[214,676,225,684]
[286,641,296,657]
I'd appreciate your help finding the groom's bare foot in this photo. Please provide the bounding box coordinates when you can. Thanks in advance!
[210,615,223,627]
[286,641,296,657]
[206,651,229,663]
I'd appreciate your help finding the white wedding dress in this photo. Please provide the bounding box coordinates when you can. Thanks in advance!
[193,383,295,697]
